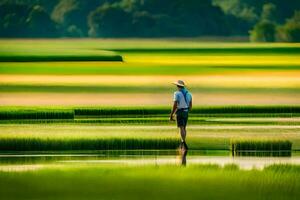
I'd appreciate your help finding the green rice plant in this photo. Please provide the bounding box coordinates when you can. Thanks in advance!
[1,123,300,151]
[0,164,300,200]
[264,164,300,173]
[0,137,180,151]
[74,106,300,117]
[192,106,300,114]
[0,110,74,120]
[231,139,292,156]
[75,117,300,126]
[1,105,300,123]
[74,107,169,116]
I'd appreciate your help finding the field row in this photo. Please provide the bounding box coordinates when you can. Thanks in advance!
[1,85,300,93]
[2,92,300,106]
[0,49,123,62]
[1,75,299,87]
[1,39,299,51]
[1,106,300,120]
[1,124,300,151]
[1,59,300,75]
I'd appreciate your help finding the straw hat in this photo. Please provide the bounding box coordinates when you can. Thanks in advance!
[172,80,185,87]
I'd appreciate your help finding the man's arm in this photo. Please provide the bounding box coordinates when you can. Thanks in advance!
[170,101,177,121]
[189,99,192,111]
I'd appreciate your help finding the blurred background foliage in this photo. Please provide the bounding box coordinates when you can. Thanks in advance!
[0,0,299,42]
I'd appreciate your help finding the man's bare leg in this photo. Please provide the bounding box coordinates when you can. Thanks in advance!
[179,126,188,149]
[179,126,186,142]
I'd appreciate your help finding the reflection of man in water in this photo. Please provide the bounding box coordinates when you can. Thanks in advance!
[180,148,188,166]
[170,80,192,150]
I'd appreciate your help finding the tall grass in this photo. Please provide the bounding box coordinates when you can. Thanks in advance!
[0,110,74,120]
[1,106,300,121]
[0,164,299,200]
[231,140,292,156]
[0,138,180,151]
[74,107,169,116]
[74,106,300,117]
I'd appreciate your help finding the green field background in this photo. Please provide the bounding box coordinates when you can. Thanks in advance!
[0,39,300,106]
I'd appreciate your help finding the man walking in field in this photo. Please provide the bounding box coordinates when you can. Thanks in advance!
[170,80,192,150]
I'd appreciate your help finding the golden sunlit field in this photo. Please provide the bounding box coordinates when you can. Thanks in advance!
[0,39,300,106]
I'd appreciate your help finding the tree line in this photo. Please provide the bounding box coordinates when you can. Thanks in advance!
[0,0,299,42]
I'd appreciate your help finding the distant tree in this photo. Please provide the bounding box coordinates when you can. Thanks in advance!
[26,5,58,37]
[51,0,78,24]
[277,11,300,42]
[213,0,258,23]
[137,0,232,36]
[215,0,300,23]
[250,21,276,42]
[1,0,300,39]
[261,3,276,22]
[0,2,31,37]
[66,24,84,37]
[1,0,59,13]
[88,3,133,37]
[131,11,156,37]
[52,0,117,37]
[250,3,277,42]
[51,0,81,36]
[214,0,300,37]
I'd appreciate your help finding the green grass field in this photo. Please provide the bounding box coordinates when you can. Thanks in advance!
[0,39,300,200]
[0,164,299,200]
[0,123,299,151]
[0,39,299,150]
[1,39,299,106]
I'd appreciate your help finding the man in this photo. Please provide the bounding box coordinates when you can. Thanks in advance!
[170,80,192,150]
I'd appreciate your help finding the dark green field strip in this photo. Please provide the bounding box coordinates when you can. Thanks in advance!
[0,109,74,120]
[0,55,123,62]
[75,118,300,126]
[0,119,74,124]
[1,63,300,75]
[1,85,300,94]
[74,106,300,116]
[190,113,300,118]
[0,138,180,151]
[1,106,300,121]
[1,118,300,126]
[76,113,300,119]
[112,47,300,54]
[0,137,297,152]
[0,49,123,62]
[231,140,292,151]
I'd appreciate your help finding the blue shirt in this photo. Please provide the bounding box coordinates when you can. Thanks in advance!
[173,88,192,109]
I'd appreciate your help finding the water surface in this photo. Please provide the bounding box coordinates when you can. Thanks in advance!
[1,150,299,171]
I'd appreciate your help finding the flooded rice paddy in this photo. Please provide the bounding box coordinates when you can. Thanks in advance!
[1,150,300,171]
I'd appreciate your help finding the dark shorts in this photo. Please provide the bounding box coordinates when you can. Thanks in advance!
[176,110,189,127]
